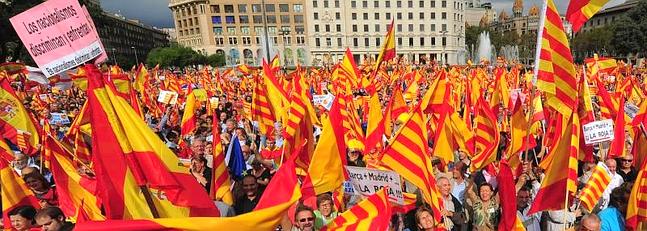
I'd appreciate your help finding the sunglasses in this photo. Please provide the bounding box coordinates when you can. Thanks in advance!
[621,159,633,162]
[299,217,315,222]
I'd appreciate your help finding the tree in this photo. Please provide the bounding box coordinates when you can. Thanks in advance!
[207,54,226,67]
[0,0,43,63]
[145,45,209,68]
[609,0,647,58]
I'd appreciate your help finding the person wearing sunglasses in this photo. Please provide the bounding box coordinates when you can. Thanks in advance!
[293,205,316,231]
[616,154,637,183]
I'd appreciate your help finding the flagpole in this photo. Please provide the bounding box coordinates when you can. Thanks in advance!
[140,185,161,218]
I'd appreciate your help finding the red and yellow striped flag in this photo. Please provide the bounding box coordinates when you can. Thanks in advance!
[566,0,612,32]
[535,0,578,117]
[627,158,647,230]
[0,76,40,155]
[365,90,385,153]
[470,96,501,172]
[210,113,233,205]
[1,159,40,228]
[251,80,276,136]
[579,162,612,212]
[585,54,617,76]
[180,85,197,139]
[133,64,148,93]
[380,105,444,224]
[75,152,302,231]
[528,112,579,214]
[373,19,396,71]
[86,64,218,219]
[323,188,392,230]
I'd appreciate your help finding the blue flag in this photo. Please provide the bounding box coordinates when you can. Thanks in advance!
[225,135,246,181]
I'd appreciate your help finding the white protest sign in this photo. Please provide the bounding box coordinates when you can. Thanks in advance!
[10,0,105,77]
[157,90,178,105]
[345,166,404,205]
[625,103,639,119]
[583,119,615,144]
[313,94,334,110]
[50,113,70,125]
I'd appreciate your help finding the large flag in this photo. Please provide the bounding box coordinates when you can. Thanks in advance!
[528,112,579,214]
[225,134,247,181]
[566,0,612,33]
[364,89,385,153]
[607,97,626,159]
[180,85,197,139]
[497,161,525,231]
[535,0,578,117]
[301,96,347,197]
[323,188,392,230]
[470,97,501,172]
[251,80,276,136]
[627,157,647,230]
[133,64,149,93]
[210,113,233,204]
[579,162,612,212]
[380,105,444,224]
[44,134,105,221]
[262,60,290,123]
[86,64,218,219]
[75,155,302,231]
[0,76,40,155]
[1,159,40,228]
[373,19,396,71]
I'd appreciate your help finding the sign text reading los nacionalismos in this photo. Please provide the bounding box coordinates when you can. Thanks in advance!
[21,5,93,58]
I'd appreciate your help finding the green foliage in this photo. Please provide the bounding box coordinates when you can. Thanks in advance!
[145,45,211,68]
[608,0,647,57]
[572,26,614,61]
[206,54,226,67]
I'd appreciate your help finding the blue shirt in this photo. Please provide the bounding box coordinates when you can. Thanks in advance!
[598,207,624,231]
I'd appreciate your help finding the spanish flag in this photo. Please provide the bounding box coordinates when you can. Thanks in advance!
[566,0,612,32]
[0,75,40,155]
[180,85,197,139]
[373,19,396,71]
[75,153,302,231]
[133,64,148,93]
[1,159,40,228]
[85,64,219,219]
[323,188,392,230]
[365,89,385,153]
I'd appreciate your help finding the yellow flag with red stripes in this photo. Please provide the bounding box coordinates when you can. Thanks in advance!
[323,188,392,230]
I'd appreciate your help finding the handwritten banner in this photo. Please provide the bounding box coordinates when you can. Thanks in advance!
[583,119,614,144]
[345,166,404,205]
[10,0,104,77]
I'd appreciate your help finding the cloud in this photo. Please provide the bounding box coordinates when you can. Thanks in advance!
[99,0,173,28]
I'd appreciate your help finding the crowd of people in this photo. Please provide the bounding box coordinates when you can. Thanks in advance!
[0,58,645,231]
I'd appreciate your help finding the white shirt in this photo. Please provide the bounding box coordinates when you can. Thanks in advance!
[518,206,541,231]
[600,173,624,210]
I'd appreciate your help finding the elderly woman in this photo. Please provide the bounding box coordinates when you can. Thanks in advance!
[8,205,38,231]
[415,206,442,231]
[314,194,338,229]
[23,172,58,208]
[466,182,500,231]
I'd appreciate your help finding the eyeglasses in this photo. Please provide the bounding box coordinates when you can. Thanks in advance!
[299,217,315,222]
[621,159,633,163]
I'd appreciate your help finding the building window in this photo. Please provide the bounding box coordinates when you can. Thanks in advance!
[229,37,238,45]
[409,37,413,46]
[224,5,234,13]
[324,0,329,7]
[397,12,402,20]
[386,13,391,19]
[325,24,330,32]
[408,24,413,32]
[431,24,435,31]
[326,38,332,46]
[442,23,447,31]
[337,37,342,46]
[336,12,341,20]
[252,4,262,12]
[336,24,341,32]
[352,25,357,32]
[397,24,402,32]
[239,16,249,24]
[408,0,413,7]
[253,15,263,23]
[375,13,380,20]
[442,0,446,7]
[375,24,380,32]
[315,25,320,32]
[375,37,380,46]
[215,37,224,45]
[335,0,340,7]
[442,37,446,46]
[363,24,369,32]
[362,1,368,8]
[408,12,413,20]
[213,27,223,35]
[211,16,222,24]
[281,15,290,23]
[242,37,251,45]
[295,26,305,34]
[268,26,276,34]
[351,1,357,8]
[227,27,236,34]
[294,15,304,23]
[238,4,247,13]
[353,38,358,47]
[431,12,436,19]
[241,26,250,34]
[293,4,303,12]
[210,5,220,13]
[266,15,276,23]
[397,37,402,46]
[314,12,319,20]
[266,4,275,12]
[420,37,425,46]
[431,0,435,7]
[313,0,318,8]
[420,12,424,20]
[374,1,379,7]
[364,38,369,47]
[442,12,447,19]
[363,13,368,20]
[420,24,424,31]
[352,13,357,20]
[431,37,435,45]
[279,4,289,12]
[419,1,424,7]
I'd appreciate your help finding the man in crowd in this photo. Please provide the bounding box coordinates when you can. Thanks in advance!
[234,175,261,215]
[35,207,74,231]
[600,159,624,210]
[517,187,540,231]
[617,154,637,183]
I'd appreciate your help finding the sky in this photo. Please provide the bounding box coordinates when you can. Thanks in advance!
[100,0,627,28]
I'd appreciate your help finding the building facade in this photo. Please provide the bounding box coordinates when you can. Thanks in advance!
[99,13,170,66]
[487,0,572,37]
[168,0,309,66]
[580,0,637,33]
[306,0,467,65]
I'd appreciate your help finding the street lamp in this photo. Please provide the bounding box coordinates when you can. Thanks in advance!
[280,27,291,67]
[111,48,117,65]
[131,46,139,65]
[440,30,448,65]
[261,0,271,61]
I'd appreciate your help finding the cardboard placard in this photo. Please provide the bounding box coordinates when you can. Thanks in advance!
[157,90,178,104]
[50,112,70,125]
[345,166,404,205]
[583,119,615,144]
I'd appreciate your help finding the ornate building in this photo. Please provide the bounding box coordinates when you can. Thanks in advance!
[485,0,572,37]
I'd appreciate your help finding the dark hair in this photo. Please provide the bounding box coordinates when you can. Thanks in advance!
[22,172,48,187]
[8,205,37,221]
[191,155,207,164]
[609,182,632,209]
[414,206,435,226]
[294,204,315,221]
[477,183,494,198]
[35,207,65,220]
[316,193,333,207]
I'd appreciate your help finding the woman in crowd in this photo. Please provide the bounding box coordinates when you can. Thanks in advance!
[415,206,442,231]
[313,194,338,229]
[466,182,499,230]
[23,172,58,208]
[8,205,38,231]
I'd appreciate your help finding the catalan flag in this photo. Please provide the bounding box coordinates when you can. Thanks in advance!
[380,105,444,224]
[323,188,392,230]
[579,162,612,212]
[262,59,290,123]
[85,64,218,219]
[384,84,408,137]
[566,0,612,32]
[470,96,500,172]
[76,152,302,231]
[133,64,148,93]
[528,112,579,214]
[585,54,617,76]
[210,113,233,205]
[627,157,647,230]
[535,0,578,117]
[251,80,276,136]
[338,48,362,90]
[1,159,40,228]
[489,68,510,111]
[0,75,40,155]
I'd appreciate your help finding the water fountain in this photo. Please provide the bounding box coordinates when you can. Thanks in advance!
[499,45,519,63]
[477,31,494,64]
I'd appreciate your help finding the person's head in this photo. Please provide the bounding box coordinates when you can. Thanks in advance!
[609,182,632,214]
[619,154,634,170]
[226,119,236,131]
[204,141,213,155]
[13,153,29,170]
[452,162,466,180]
[241,175,259,197]
[8,205,37,231]
[578,214,601,231]
[415,207,436,230]
[605,158,617,173]
[316,193,334,217]
[22,172,49,192]
[191,138,206,156]
[219,112,228,121]
[241,145,252,159]
[585,160,597,171]
[517,187,532,210]
[478,183,494,202]
[265,139,275,148]
[235,128,247,140]
[20,166,38,176]
[437,177,451,197]
[191,155,207,171]
[35,207,66,231]
[294,205,315,231]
